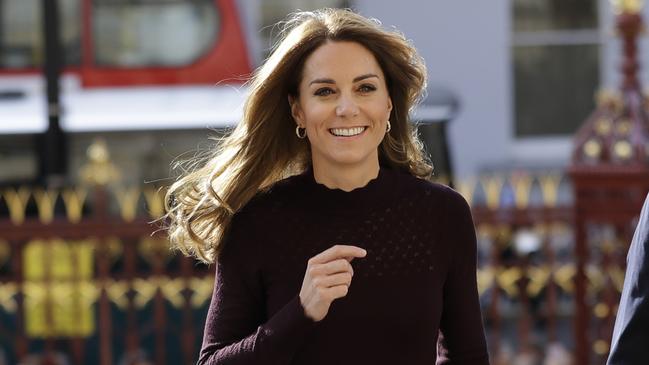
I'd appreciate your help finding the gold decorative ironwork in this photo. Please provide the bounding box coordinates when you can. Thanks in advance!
[50,282,97,337]
[104,276,215,309]
[595,118,612,136]
[133,277,161,309]
[593,339,609,355]
[511,172,533,209]
[0,282,18,313]
[496,267,522,297]
[613,140,633,160]
[583,139,602,159]
[616,119,632,135]
[190,276,214,308]
[3,187,31,225]
[553,264,576,293]
[23,281,50,337]
[33,188,58,224]
[480,175,504,210]
[143,186,166,219]
[527,265,551,297]
[24,239,94,281]
[586,265,605,294]
[477,266,495,296]
[115,187,141,222]
[105,280,130,310]
[160,278,186,309]
[138,237,173,266]
[608,265,626,292]
[596,89,623,111]
[79,138,121,186]
[495,225,513,248]
[24,281,97,338]
[539,173,561,208]
[61,188,87,223]
[101,237,124,264]
[23,239,95,338]
[594,303,610,318]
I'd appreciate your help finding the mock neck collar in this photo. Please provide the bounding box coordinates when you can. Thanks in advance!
[299,165,398,208]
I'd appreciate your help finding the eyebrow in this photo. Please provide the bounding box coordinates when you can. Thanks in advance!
[308,73,379,86]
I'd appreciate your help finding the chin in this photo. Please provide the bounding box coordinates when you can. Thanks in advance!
[326,151,375,166]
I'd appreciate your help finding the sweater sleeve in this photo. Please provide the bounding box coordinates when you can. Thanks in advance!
[607,193,649,365]
[197,209,317,365]
[436,189,490,365]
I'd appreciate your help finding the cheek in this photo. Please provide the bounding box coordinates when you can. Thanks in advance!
[369,100,391,122]
[303,104,332,128]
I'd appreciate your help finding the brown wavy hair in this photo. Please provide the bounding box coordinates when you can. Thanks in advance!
[165,8,431,263]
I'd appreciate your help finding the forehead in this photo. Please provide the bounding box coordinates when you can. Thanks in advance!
[301,41,384,82]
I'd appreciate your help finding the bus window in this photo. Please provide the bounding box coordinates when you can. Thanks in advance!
[93,0,219,67]
[0,0,81,69]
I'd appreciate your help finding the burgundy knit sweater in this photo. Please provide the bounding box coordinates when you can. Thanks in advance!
[198,166,489,365]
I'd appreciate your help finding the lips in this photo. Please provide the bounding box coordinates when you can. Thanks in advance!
[329,126,367,137]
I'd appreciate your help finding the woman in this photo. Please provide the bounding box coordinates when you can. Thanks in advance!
[166,8,489,365]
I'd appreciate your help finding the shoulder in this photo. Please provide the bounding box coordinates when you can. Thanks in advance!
[236,172,308,217]
[219,176,308,261]
[393,170,469,210]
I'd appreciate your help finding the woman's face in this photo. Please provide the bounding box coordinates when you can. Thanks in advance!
[290,41,392,171]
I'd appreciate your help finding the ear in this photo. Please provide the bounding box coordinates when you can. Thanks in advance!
[288,95,305,127]
[386,96,393,118]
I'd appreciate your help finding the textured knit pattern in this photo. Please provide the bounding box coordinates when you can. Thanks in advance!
[198,166,490,365]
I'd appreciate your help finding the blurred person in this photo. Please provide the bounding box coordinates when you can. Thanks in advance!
[607,193,649,364]
[542,342,572,365]
[165,8,489,365]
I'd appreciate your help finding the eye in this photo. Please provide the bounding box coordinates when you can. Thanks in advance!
[358,84,377,93]
[314,87,335,96]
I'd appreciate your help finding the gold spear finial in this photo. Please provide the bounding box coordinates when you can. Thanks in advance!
[611,0,644,14]
[79,138,121,186]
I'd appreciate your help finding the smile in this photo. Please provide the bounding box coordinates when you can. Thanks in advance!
[329,126,367,137]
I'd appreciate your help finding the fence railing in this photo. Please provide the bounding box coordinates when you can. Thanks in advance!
[0,184,212,365]
[0,168,638,365]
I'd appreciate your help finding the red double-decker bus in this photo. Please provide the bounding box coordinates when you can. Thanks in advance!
[0,0,252,133]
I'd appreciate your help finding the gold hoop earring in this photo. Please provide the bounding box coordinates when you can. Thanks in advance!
[386,120,391,133]
[295,125,307,139]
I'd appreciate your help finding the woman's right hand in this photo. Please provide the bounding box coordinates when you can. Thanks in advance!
[298,245,367,322]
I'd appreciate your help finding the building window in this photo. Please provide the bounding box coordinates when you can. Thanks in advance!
[512,0,600,137]
[93,0,219,67]
[0,0,80,69]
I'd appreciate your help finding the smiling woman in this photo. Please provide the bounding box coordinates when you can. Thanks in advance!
[165,8,489,365]
[289,41,393,190]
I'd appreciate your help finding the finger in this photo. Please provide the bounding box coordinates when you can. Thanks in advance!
[314,272,353,288]
[313,258,354,276]
[323,284,349,301]
[309,245,367,265]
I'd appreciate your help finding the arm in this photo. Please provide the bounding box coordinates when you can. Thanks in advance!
[607,193,649,365]
[198,210,316,365]
[437,189,490,365]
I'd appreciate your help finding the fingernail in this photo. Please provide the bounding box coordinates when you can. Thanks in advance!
[362,249,367,256]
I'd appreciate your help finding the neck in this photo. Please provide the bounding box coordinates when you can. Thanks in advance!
[311,157,380,192]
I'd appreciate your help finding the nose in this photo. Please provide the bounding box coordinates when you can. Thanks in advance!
[335,94,359,118]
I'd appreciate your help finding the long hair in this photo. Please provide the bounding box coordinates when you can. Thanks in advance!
[165,8,431,263]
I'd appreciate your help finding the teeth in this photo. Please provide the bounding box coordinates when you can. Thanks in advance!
[330,127,366,137]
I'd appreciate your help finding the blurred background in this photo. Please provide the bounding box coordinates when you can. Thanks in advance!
[1,0,649,364]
